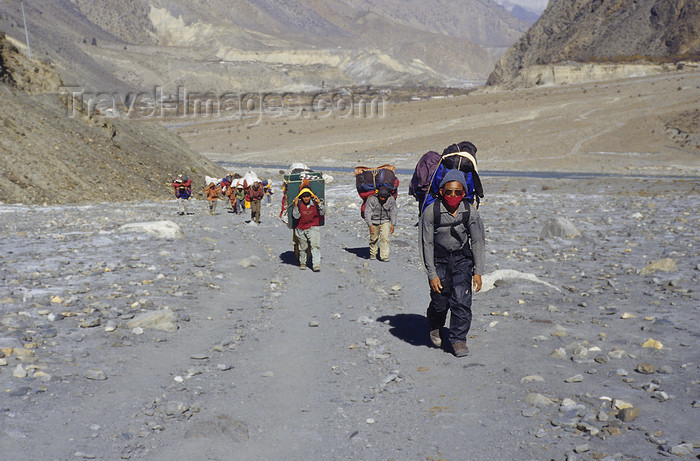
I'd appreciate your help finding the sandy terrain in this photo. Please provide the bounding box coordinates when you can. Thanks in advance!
[175,69,700,177]
[0,171,698,459]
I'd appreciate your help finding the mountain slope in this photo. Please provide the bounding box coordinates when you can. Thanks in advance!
[488,0,700,86]
[0,32,224,205]
[0,0,529,91]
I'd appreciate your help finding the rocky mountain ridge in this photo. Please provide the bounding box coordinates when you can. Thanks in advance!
[488,0,700,87]
[0,0,529,92]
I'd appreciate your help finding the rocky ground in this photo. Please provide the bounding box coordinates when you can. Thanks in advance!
[1,173,698,460]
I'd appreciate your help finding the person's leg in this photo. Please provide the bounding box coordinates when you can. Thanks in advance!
[447,255,473,345]
[426,256,450,344]
[309,227,321,270]
[212,200,217,213]
[177,198,185,215]
[295,228,309,268]
[379,222,390,261]
[368,225,379,259]
[182,198,189,214]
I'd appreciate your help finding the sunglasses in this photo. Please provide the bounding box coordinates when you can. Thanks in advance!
[442,189,465,197]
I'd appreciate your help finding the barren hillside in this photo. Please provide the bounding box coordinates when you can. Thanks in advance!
[488,0,700,87]
[0,32,225,205]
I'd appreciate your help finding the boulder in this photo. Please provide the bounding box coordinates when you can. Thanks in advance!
[640,258,677,275]
[540,217,581,239]
[127,309,178,332]
[117,221,185,239]
[481,269,561,293]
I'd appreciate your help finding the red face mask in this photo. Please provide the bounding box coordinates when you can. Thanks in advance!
[443,195,463,210]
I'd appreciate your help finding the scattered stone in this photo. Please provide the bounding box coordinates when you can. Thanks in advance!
[525,392,554,408]
[640,258,677,275]
[658,365,673,374]
[669,443,693,456]
[607,349,627,359]
[33,371,51,381]
[127,309,177,332]
[74,451,97,459]
[12,363,27,378]
[617,407,639,422]
[237,256,262,268]
[636,363,656,374]
[613,399,633,410]
[165,401,188,416]
[308,321,319,327]
[217,364,233,371]
[51,296,63,304]
[132,327,144,335]
[85,369,107,380]
[550,348,566,359]
[620,312,637,319]
[261,371,274,377]
[521,375,544,383]
[540,217,581,239]
[574,444,590,453]
[652,391,669,401]
[116,221,185,239]
[391,284,402,292]
[79,317,101,328]
[522,408,538,417]
[104,320,117,332]
[641,338,663,349]
[565,374,584,383]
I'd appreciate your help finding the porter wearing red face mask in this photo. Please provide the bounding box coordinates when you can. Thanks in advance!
[420,169,486,357]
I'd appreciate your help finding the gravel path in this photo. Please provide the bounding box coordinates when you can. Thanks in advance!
[1,174,698,460]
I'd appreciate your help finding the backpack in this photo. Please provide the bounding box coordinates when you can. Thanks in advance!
[409,150,441,198]
[420,142,484,214]
[354,164,399,219]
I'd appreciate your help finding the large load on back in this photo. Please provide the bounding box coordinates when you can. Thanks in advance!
[410,141,484,214]
[354,164,399,218]
[280,164,325,229]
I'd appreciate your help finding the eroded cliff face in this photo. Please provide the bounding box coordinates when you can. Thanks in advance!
[488,0,700,87]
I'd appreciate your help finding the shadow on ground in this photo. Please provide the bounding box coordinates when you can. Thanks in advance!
[376,313,432,348]
[344,246,369,259]
[279,251,298,266]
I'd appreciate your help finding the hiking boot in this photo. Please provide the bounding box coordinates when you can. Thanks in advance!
[299,265,307,270]
[312,266,321,272]
[451,341,469,357]
[429,329,442,347]
[369,255,377,260]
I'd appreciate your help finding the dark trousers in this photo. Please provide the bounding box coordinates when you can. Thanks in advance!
[427,252,473,343]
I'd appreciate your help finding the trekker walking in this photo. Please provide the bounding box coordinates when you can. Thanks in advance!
[364,186,397,261]
[421,169,485,357]
[247,180,264,223]
[205,180,221,215]
[235,184,246,214]
[292,188,324,271]
[263,180,274,206]
[172,174,192,215]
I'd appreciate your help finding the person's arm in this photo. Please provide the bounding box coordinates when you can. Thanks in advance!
[314,196,325,216]
[421,203,439,288]
[389,197,398,227]
[468,205,486,292]
[364,196,375,228]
